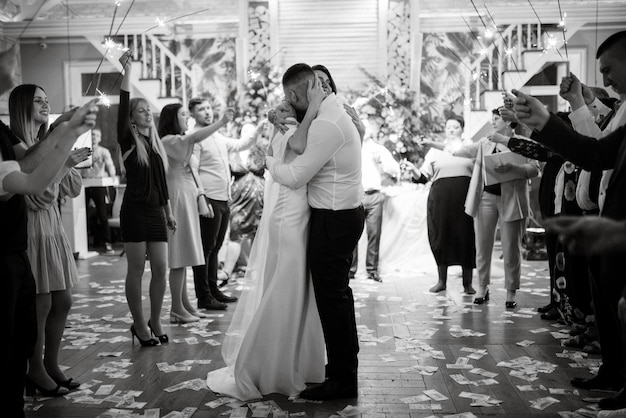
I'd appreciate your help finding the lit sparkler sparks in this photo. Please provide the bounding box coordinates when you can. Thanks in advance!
[96,89,112,107]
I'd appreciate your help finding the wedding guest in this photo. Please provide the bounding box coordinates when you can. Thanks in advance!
[118,54,176,347]
[453,109,539,308]
[402,115,476,294]
[349,109,400,283]
[490,108,564,320]
[512,34,626,406]
[0,44,98,417]
[225,141,267,281]
[492,110,591,325]
[190,97,260,310]
[80,128,117,254]
[10,84,91,397]
[514,31,626,408]
[157,102,233,326]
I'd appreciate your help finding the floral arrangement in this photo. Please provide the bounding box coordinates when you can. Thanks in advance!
[238,61,284,126]
[345,67,428,164]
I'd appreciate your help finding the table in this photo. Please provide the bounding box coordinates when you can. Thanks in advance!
[353,182,438,278]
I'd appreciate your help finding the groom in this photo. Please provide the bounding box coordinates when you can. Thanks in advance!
[266,63,365,400]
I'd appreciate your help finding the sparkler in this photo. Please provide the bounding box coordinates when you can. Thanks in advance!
[526,0,565,59]
[557,0,569,59]
[142,7,214,33]
[482,4,522,81]
[96,88,112,107]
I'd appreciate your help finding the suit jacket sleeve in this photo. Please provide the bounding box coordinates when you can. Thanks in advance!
[531,114,626,171]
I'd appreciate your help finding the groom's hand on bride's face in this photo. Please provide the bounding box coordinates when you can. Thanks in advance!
[307,78,326,109]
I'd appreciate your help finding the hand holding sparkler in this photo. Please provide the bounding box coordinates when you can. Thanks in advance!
[511,89,550,132]
[559,72,586,110]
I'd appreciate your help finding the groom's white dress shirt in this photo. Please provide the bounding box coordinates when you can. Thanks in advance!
[266,93,363,211]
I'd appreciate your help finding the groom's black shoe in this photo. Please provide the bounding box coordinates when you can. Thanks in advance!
[571,374,622,391]
[214,290,238,303]
[198,298,227,310]
[598,389,626,410]
[299,379,357,400]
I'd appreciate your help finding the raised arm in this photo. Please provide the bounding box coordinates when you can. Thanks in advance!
[489,132,553,162]
[225,121,262,153]
[3,100,99,196]
[185,109,234,144]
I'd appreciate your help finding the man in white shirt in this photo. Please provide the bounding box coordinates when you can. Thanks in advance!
[349,113,400,282]
[190,98,256,310]
[561,75,625,214]
[266,63,365,400]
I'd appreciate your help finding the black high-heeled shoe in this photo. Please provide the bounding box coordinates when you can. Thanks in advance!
[473,289,490,305]
[52,377,80,390]
[130,325,159,347]
[25,376,70,397]
[147,320,169,344]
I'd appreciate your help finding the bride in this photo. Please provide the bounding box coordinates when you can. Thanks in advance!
[206,93,327,400]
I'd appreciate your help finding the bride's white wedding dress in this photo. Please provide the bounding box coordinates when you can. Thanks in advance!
[206,124,325,401]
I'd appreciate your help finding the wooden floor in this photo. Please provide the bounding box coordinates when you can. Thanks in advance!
[23,241,614,418]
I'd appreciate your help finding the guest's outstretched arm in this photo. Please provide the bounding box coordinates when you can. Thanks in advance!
[3,100,99,196]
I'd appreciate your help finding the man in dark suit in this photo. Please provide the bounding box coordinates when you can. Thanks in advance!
[511,30,626,412]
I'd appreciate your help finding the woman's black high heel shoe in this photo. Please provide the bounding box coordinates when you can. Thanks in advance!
[130,325,159,347]
[25,376,70,397]
[52,377,80,390]
[148,320,169,344]
[473,289,490,305]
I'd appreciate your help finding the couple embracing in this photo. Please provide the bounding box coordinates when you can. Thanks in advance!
[206,63,365,401]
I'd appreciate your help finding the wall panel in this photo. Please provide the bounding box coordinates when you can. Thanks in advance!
[276,0,381,92]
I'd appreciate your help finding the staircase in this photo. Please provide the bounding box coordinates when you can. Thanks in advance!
[464,20,584,140]
[87,33,197,112]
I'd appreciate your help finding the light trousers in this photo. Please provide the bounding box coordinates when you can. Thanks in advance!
[474,192,525,291]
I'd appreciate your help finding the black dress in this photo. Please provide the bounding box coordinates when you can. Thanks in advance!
[117,90,169,242]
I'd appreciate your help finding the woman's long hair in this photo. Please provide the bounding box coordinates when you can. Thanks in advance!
[158,103,184,137]
[312,64,337,94]
[128,97,168,171]
[9,84,48,147]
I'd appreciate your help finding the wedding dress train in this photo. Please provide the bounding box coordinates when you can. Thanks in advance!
[206,125,325,401]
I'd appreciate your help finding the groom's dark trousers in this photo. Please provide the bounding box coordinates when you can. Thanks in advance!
[308,205,365,384]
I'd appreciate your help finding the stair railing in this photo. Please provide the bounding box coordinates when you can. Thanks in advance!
[120,33,197,108]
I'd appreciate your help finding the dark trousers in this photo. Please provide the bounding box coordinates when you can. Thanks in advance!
[1,252,37,418]
[309,205,365,382]
[350,191,384,275]
[588,255,626,386]
[545,230,558,305]
[85,186,112,245]
[192,199,230,303]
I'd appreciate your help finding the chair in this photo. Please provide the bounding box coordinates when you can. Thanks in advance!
[108,184,125,256]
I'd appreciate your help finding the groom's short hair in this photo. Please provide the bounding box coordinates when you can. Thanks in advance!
[282,63,315,90]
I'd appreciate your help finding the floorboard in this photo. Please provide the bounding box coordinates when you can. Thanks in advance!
[23,242,611,418]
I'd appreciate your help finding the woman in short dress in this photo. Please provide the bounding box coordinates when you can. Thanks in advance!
[118,55,176,346]
[10,84,90,395]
